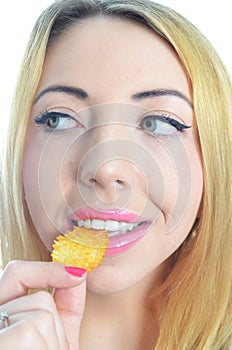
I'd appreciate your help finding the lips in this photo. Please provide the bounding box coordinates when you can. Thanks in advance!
[69,207,151,256]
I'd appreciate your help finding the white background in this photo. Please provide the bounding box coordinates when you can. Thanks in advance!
[0,0,231,138]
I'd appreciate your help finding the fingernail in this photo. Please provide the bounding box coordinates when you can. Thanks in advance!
[65,266,87,277]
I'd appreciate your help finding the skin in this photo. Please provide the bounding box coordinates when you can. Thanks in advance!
[0,17,203,349]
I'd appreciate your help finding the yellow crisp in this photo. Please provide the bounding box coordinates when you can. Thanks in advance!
[51,227,108,272]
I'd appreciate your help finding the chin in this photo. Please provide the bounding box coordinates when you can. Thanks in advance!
[86,264,134,295]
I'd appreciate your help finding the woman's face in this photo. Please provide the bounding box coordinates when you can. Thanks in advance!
[23,17,203,294]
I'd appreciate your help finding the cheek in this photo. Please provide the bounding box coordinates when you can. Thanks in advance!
[23,136,69,248]
[148,134,203,234]
[23,129,87,249]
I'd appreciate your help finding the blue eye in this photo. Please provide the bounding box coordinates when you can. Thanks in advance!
[34,111,80,131]
[140,114,191,135]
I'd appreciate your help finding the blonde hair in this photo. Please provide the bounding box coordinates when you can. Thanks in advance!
[1,1,231,348]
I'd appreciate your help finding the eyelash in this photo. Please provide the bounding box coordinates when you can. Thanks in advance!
[162,114,190,132]
[34,110,78,130]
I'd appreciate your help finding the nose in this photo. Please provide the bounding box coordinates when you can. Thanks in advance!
[80,157,138,204]
[82,158,132,191]
[78,126,142,203]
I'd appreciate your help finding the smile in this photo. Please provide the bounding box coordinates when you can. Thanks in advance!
[72,219,143,238]
[69,208,151,256]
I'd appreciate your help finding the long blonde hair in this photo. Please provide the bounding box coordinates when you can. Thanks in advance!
[1,1,231,348]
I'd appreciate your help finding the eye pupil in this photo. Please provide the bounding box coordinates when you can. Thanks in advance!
[145,120,152,128]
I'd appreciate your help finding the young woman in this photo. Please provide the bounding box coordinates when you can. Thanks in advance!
[0,1,231,349]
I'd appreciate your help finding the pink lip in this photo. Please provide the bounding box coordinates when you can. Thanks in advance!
[72,207,142,223]
[104,241,138,256]
[67,207,151,257]
[105,221,151,256]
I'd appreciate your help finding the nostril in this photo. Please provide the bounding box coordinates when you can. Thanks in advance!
[88,178,124,187]
[116,180,124,185]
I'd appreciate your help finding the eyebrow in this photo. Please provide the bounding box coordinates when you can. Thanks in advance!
[34,85,88,104]
[132,89,193,108]
[34,84,193,109]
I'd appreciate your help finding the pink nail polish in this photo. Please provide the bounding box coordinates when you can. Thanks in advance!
[65,266,87,277]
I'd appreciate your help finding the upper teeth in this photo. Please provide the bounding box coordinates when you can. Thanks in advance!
[72,219,141,237]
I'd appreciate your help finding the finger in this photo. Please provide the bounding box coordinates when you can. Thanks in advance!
[54,279,87,350]
[0,320,48,350]
[0,291,65,348]
[0,261,86,305]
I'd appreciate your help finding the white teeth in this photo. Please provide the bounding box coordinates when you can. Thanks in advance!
[105,220,120,231]
[78,220,84,227]
[91,219,105,230]
[108,230,128,238]
[83,219,91,228]
[107,231,119,238]
[120,222,129,230]
[127,223,134,231]
[72,219,142,237]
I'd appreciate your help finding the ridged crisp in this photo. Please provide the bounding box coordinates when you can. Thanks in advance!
[51,227,108,272]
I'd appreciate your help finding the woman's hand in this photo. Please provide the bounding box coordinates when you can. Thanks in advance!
[0,261,87,350]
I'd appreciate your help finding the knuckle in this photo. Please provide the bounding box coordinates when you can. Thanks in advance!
[37,309,54,326]
[34,290,55,308]
[4,260,22,275]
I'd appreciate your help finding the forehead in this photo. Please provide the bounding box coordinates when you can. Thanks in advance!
[38,16,191,103]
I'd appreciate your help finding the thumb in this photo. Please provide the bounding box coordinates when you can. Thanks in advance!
[53,267,87,350]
